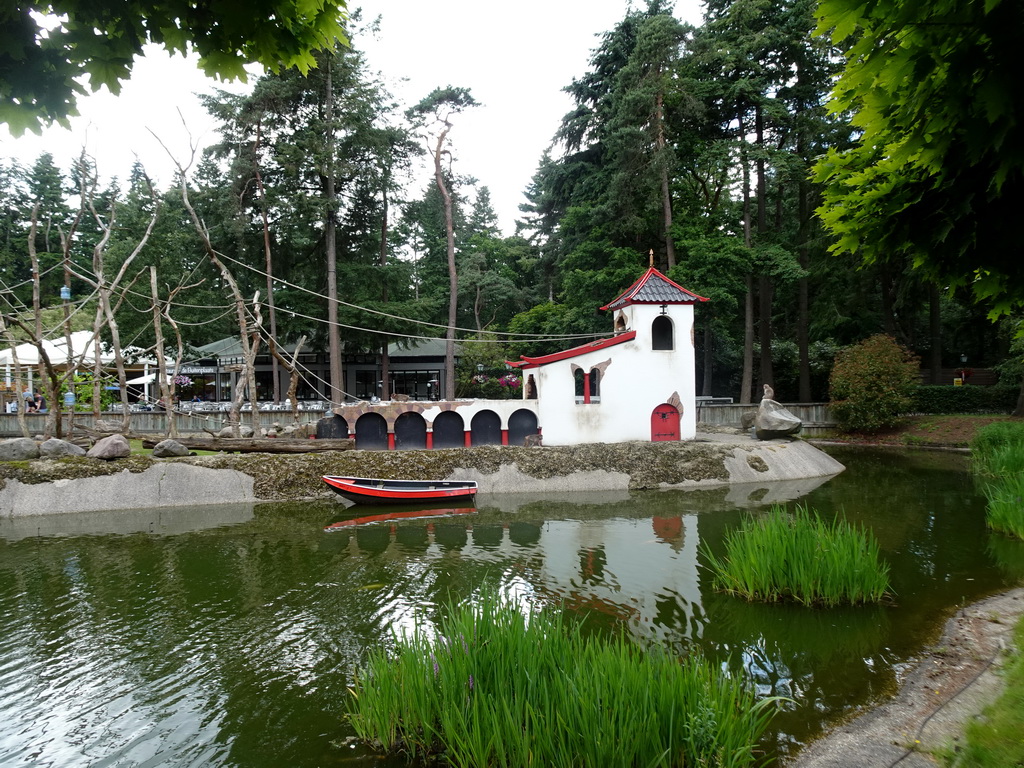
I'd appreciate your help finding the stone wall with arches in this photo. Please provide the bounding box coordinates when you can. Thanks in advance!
[317,399,541,450]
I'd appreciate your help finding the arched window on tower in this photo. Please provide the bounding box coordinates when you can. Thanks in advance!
[652,315,674,350]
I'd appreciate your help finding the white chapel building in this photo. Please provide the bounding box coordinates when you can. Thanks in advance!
[513,267,708,446]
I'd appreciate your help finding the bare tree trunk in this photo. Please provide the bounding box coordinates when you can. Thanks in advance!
[655,88,676,270]
[431,121,458,400]
[739,125,754,405]
[268,335,307,422]
[702,323,714,397]
[253,119,280,403]
[929,282,942,385]
[754,103,773,396]
[150,267,177,437]
[324,61,344,405]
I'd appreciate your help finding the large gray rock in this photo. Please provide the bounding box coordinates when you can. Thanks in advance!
[39,438,87,458]
[151,439,190,458]
[755,398,802,440]
[94,419,123,433]
[0,438,40,461]
[87,433,131,460]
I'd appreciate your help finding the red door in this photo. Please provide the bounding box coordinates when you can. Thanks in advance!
[651,403,680,441]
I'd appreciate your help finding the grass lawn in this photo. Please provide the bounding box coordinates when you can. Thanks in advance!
[820,414,1021,449]
[946,617,1024,767]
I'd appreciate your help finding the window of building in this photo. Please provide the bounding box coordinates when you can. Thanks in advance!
[652,315,673,350]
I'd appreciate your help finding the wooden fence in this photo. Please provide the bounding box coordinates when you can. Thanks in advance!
[0,409,329,438]
[696,402,836,436]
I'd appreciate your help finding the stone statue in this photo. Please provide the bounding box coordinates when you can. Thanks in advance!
[754,385,802,440]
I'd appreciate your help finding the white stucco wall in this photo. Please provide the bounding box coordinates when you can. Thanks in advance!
[533,302,698,446]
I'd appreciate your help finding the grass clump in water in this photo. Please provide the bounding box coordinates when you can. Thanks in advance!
[703,504,891,607]
[346,592,777,768]
[971,422,1024,538]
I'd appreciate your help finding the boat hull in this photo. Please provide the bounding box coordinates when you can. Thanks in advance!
[322,475,478,506]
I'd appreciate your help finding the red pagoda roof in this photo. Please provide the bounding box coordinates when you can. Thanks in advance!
[600,267,708,311]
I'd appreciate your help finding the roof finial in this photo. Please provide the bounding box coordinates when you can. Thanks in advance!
[649,249,654,267]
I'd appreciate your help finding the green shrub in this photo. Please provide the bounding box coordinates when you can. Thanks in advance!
[346,592,777,768]
[912,385,1018,414]
[829,334,919,432]
[702,504,892,607]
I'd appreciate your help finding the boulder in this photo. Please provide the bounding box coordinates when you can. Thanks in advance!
[754,398,803,440]
[94,419,123,433]
[0,437,40,461]
[740,410,757,432]
[87,433,132,460]
[151,439,190,458]
[39,438,87,458]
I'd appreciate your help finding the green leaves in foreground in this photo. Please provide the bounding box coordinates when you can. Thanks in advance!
[704,504,892,607]
[346,593,777,768]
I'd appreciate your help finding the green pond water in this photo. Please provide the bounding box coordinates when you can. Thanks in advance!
[1,446,1021,767]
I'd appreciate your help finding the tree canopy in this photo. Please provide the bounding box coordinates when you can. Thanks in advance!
[813,0,1023,316]
[0,0,348,136]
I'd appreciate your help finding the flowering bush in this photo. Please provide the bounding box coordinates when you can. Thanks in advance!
[499,373,521,389]
[173,374,193,387]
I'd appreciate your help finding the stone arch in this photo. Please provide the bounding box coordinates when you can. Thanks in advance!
[508,408,539,446]
[652,315,674,350]
[354,412,389,450]
[394,411,427,450]
[316,414,348,439]
[432,410,466,449]
[470,410,502,446]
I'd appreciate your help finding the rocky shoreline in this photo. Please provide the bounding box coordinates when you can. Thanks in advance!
[0,432,844,517]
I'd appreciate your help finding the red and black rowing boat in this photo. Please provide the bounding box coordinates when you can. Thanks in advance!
[322,475,478,505]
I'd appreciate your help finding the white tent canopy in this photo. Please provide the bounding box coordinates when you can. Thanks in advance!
[0,330,113,368]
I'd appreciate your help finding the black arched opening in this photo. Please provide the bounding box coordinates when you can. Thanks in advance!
[394,412,427,450]
[432,411,466,449]
[316,414,349,439]
[354,412,389,450]
[470,410,502,446]
[652,315,674,350]
[508,408,539,446]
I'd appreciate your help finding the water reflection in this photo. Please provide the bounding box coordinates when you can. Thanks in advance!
[0,448,1021,767]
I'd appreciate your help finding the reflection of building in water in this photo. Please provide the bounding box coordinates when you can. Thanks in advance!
[340,513,706,644]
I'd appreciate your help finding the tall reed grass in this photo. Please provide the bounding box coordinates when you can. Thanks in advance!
[985,475,1024,539]
[346,592,778,768]
[971,422,1024,539]
[702,504,891,607]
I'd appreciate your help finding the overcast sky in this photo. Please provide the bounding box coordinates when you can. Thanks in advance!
[0,0,705,235]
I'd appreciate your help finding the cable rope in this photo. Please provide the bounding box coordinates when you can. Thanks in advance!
[212,248,607,342]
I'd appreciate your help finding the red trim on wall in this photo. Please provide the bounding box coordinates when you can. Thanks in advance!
[426,432,434,450]
[501,429,509,446]
[388,433,396,450]
[464,431,472,448]
[518,331,636,369]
